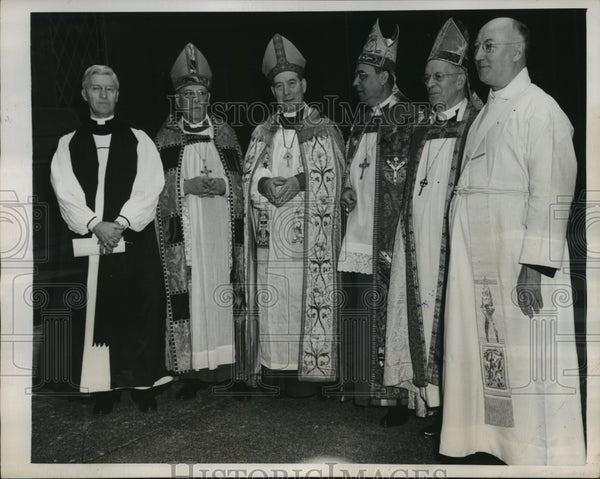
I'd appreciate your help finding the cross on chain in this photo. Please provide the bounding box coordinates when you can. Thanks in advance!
[359,157,370,180]
[200,161,212,177]
[418,178,428,196]
[283,149,293,168]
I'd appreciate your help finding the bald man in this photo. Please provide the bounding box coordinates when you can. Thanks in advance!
[439,18,585,465]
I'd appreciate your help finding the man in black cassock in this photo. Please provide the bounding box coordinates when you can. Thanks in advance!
[50,64,170,414]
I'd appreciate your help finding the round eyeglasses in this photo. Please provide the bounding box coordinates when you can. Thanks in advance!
[422,72,462,84]
[473,40,523,54]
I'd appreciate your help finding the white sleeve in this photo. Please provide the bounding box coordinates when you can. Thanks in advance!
[116,129,165,232]
[50,132,98,235]
[250,165,272,206]
[518,103,576,268]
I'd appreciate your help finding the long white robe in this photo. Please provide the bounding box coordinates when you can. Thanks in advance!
[250,117,305,371]
[385,99,467,415]
[180,122,235,371]
[439,68,585,465]
[50,117,166,392]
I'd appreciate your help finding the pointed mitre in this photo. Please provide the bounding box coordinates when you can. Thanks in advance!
[428,18,470,69]
[262,34,306,82]
[170,43,212,91]
[357,19,399,72]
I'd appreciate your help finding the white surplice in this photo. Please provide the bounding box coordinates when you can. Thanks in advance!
[180,119,235,371]
[384,99,467,415]
[439,68,585,465]
[250,111,305,370]
[50,116,166,392]
[338,93,397,274]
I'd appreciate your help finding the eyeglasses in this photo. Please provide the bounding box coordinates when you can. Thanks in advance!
[473,40,523,54]
[422,72,462,84]
[179,90,209,99]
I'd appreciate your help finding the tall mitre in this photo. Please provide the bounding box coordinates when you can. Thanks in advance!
[357,18,399,72]
[170,42,212,90]
[262,33,306,82]
[428,18,469,69]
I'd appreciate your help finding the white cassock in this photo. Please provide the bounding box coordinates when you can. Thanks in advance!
[250,111,305,370]
[385,99,467,416]
[180,118,235,371]
[50,116,167,392]
[439,68,585,465]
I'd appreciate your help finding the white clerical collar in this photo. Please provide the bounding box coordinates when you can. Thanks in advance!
[182,115,211,128]
[282,103,308,118]
[91,115,114,125]
[440,97,468,122]
[489,67,531,102]
[372,93,397,116]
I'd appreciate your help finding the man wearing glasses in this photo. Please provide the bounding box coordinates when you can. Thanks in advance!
[154,43,247,400]
[385,18,481,436]
[439,17,585,464]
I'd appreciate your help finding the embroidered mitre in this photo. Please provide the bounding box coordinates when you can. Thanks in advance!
[171,43,212,90]
[262,34,306,82]
[428,18,470,69]
[357,18,399,73]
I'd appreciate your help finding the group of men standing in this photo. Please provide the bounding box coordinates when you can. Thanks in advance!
[50,15,585,465]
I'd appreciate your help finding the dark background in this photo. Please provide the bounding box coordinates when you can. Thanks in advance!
[30,9,588,417]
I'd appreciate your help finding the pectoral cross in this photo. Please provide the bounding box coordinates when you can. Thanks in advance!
[386,156,405,184]
[283,149,293,168]
[418,178,428,196]
[359,158,370,180]
[200,161,212,177]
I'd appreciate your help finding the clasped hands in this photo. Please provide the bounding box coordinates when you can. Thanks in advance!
[261,176,301,207]
[184,176,227,197]
[93,221,125,255]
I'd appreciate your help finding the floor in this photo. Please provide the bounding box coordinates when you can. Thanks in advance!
[31,381,506,466]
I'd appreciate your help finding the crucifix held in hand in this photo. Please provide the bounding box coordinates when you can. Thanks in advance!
[359,157,370,180]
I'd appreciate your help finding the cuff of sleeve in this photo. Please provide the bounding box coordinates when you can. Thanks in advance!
[258,177,268,195]
[294,173,306,190]
[522,263,557,279]
[115,215,130,229]
[87,216,100,232]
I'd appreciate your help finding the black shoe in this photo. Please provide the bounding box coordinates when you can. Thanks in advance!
[130,389,157,412]
[93,391,117,415]
[380,406,410,427]
[421,422,441,438]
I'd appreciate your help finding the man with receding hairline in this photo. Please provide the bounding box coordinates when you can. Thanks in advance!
[439,17,585,464]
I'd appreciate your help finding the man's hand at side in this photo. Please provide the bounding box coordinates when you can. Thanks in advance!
[340,187,357,213]
[516,264,543,318]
